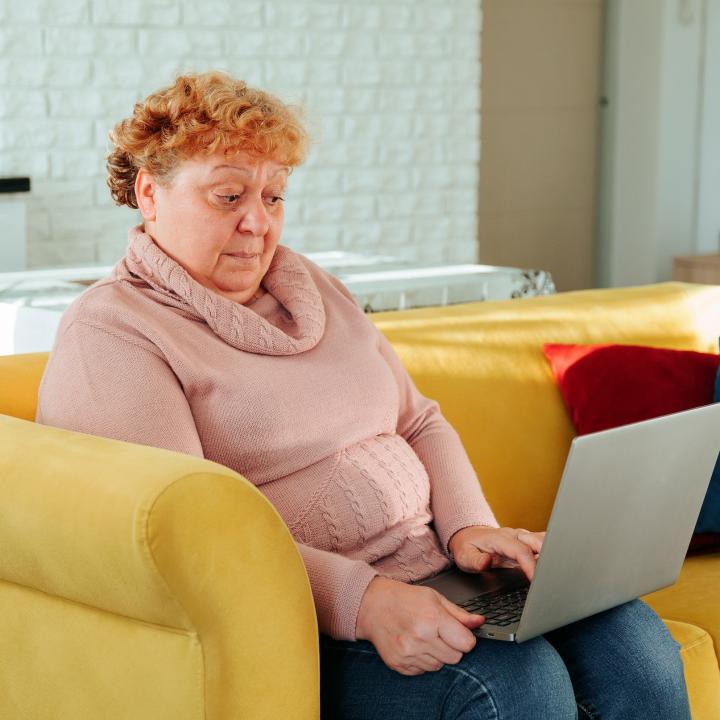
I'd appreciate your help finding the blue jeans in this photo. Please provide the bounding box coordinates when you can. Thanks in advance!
[319,599,690,719]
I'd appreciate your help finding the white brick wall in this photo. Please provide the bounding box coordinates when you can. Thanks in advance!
[0,0,482,270]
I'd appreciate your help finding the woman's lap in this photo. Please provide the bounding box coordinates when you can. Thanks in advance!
[321,630,576,720]
[542,598,690,719]
[319,599,690,720]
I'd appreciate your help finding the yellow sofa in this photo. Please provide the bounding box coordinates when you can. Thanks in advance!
[1,281,719,718]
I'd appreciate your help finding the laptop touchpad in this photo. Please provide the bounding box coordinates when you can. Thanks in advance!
[419,567,528,605]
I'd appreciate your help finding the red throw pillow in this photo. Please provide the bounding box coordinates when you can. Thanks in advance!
[542,343,720,436]
[543,343,720,553]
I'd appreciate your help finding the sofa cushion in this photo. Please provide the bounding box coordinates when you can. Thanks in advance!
[542,343,720,435]
[543,343,720,542]
[644,552,720,653]
[663,619,720,718]
[695,363,720,534]
[372,282,720,531]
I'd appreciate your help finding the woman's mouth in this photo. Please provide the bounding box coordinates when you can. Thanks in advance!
[227,252,260,260]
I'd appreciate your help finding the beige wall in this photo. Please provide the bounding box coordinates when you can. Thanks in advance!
[478,0,603,291]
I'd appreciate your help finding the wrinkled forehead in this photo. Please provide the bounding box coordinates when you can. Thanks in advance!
[179,149,290,184]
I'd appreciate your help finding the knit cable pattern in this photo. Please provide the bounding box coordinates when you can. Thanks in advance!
[124,225,326,356]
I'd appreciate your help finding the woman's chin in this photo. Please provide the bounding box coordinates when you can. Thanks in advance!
[211,276,259,300]
[216,264,258,282]
[210,256,272,299]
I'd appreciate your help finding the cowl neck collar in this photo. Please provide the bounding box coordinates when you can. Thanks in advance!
[123,225,325,355]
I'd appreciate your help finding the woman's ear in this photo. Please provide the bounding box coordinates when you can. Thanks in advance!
[135,168,158,221]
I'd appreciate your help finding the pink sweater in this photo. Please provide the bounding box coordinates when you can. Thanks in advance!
[36,225,498,640]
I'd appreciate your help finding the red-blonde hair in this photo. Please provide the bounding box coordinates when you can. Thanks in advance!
[106,71,309,208]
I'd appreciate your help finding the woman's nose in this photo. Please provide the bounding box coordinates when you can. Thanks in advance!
[237,196,270,236]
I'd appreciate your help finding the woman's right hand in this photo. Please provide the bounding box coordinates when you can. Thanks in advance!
[355,575,486,676]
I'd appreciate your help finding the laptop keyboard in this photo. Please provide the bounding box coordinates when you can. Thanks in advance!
[459,586,529,626]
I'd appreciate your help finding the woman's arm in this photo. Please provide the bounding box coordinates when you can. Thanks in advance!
[320,269,499,553]
[36,319,204,457]
[296,542,379,640]
[373,329,499,552]
[377,336,547,581]
[38,316,380,641]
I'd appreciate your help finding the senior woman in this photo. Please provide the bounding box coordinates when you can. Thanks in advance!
[36,71,689,720]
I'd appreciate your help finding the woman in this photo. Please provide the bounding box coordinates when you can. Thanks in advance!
[36,71,690,719]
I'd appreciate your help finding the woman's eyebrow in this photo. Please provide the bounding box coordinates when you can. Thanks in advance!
[210,164,252,175]
[210,164,289,178]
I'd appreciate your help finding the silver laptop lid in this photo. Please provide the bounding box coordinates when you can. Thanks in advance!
[516,402,720,642]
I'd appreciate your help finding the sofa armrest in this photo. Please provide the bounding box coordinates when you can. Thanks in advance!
[0,414,319,719]
[664,619,720,720]
[0,352,48,421]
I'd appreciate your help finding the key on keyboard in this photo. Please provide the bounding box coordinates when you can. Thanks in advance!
[460,586,528,625]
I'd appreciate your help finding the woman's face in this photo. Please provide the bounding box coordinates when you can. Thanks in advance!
[136,149,289,304]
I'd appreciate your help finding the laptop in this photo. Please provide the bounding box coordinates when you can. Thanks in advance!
[415,403,720,642]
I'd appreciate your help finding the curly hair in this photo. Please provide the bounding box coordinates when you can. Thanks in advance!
[106,71,310,208]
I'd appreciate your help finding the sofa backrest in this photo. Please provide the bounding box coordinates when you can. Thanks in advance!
[372,282,720,531]
[5,282,720,534]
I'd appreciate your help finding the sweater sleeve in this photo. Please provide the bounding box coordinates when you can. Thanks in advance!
[296,543,378,641]
[320,270,499,553]
[36,319,204,457]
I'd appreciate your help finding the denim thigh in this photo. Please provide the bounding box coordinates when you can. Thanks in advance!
[320,631,577,720]
[319,600,690,720]
[543,599,691,720]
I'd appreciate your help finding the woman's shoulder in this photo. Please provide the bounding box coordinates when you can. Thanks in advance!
[62,261,137,318]
[55,262,171,354]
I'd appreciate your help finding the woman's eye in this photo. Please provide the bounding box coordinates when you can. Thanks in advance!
[265,195,285,206]
[217,194,241,204]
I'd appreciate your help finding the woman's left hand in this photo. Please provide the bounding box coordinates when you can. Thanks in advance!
[448,526,546,582]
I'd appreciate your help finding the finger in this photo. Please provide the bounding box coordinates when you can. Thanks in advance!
[402,665,425,676]
[437,601,482,654]
[514,546,537,581]
[516,530,544,555]
[491,556,519,569]
[493,536,537,581]
[454,548,493,573]
[440,596,486,629]
[423,645,464,667]
[416,652,446,672]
